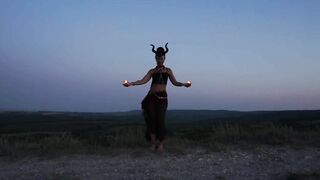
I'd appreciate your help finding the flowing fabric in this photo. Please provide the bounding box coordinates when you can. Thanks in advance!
[141,91,168,142]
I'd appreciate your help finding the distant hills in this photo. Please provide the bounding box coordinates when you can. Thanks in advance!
[1,110,320,124]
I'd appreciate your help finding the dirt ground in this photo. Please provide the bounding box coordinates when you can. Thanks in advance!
[0,145,319,180]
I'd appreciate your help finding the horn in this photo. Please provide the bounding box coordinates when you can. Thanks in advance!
[165,43,169,54]
[150,44,157,53]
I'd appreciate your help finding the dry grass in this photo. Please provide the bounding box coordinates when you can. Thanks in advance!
[1,121,319,157]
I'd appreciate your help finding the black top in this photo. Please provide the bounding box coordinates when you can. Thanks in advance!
[151,67,168,85]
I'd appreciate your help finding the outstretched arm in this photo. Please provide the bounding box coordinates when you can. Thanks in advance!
[167,68,190,87]
[129,69,153,86]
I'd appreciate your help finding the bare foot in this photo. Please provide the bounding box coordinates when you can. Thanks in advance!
[150,141,159,151]
[157,143,164,153]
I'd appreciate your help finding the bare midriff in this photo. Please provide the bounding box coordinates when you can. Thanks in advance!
[150,84,166,93]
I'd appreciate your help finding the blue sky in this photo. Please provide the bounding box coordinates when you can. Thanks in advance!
[0,0,319,112]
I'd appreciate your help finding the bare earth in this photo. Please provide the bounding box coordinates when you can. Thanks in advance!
[0,146,319,180]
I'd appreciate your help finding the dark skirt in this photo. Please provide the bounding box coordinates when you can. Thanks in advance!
[141,91,168,142]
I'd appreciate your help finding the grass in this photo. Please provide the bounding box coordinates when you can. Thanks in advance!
[0,110,320,156]
[1,119,319,157]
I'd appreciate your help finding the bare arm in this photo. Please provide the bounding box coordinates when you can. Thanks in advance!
[167,68,187,87]
[130,69,153,86]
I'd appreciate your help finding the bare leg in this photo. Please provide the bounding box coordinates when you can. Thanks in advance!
[154,98,167,153]
[150,133,157,150]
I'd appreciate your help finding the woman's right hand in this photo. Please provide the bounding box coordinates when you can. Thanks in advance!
[122,80,132,87]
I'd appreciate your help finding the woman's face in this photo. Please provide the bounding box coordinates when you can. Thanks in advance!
[156,55,165,65]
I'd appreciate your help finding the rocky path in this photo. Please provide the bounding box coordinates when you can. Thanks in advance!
[0,146,319,180]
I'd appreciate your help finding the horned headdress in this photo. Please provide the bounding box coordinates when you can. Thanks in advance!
[150,43,169,57]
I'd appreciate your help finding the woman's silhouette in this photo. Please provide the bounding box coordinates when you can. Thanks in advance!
[123,43,191,152]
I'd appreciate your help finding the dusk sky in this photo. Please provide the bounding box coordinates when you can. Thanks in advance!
[1,0,319,112]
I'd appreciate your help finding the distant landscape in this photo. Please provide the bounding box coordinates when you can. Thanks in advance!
[1,110,319,156]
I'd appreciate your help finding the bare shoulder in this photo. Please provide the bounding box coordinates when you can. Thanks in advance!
[148,68,155,74]
[165,67,173,74]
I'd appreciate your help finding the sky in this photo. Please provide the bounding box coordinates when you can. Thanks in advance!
[0,0,320,112]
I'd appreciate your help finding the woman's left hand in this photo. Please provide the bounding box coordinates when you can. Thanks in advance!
[123,83,130,87]
[184,82,191,88]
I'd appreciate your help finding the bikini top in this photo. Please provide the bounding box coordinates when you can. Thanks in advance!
[151,66,169,85]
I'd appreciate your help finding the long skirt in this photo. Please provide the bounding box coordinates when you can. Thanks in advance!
[141,91,168,142]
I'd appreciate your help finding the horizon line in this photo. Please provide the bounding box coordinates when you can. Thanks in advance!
[1,108,320,114]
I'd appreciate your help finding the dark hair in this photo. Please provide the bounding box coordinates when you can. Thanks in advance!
[150,43,169,57]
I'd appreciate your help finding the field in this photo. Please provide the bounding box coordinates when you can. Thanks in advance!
[1,110,319,156]
[0,110,320,179]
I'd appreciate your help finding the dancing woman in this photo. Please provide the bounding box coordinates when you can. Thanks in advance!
[123,43,191,152]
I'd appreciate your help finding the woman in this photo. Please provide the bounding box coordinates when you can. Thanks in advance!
[123,43,191,152]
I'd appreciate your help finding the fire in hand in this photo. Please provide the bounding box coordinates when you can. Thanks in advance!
[123,80,130,87]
